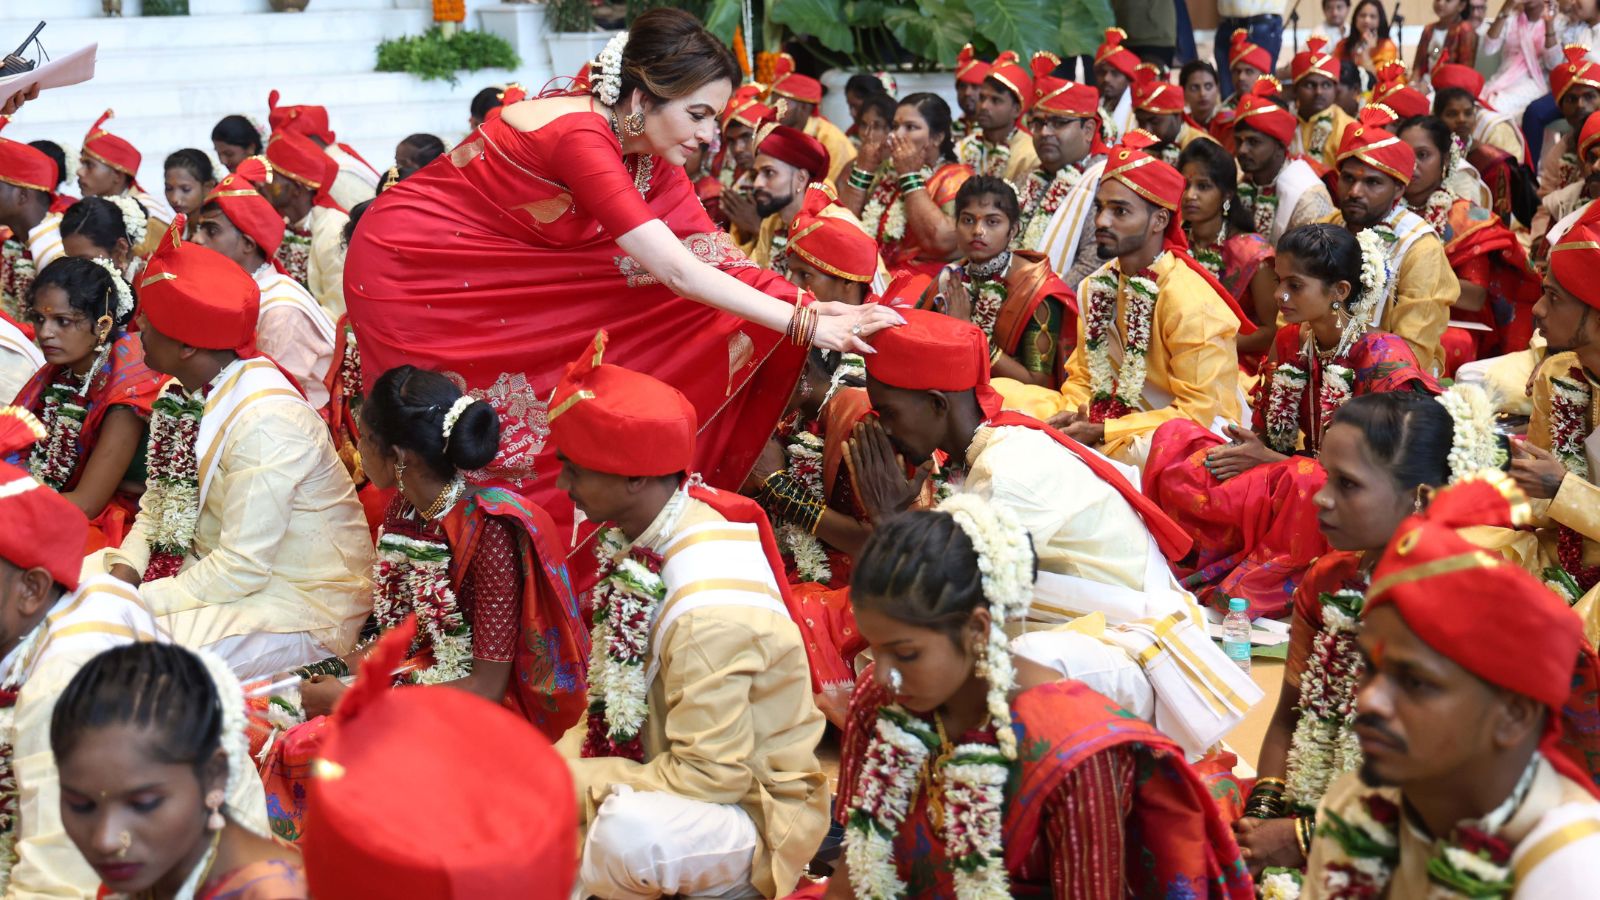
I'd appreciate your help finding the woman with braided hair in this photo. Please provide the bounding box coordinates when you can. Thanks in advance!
[259,365,587,843]
[805,494,1251,900]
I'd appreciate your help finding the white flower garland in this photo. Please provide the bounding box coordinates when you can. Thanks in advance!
[1238,182,1278,237]
[1349,229,1389,357]
[956,132,1013,178]
[778,429,830,584]
[106,194,148,253]
[26,340,109,490]
[440,395,474,442]
[1549,375,1591,483]
[371,527,473,685]
[1082,259,1159,418]
[1308,114,1335,162]
[141,384,206,580]
[844,709,937,900]
[942,746,1012,900]
[1285,587,1367,807]
[592,32,629,106]
[1434,383,1505,483]
[87,256,134,320]
[1015,166,1081,252]
[861,167,916,245]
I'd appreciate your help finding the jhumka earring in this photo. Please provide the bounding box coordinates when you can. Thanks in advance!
[623,111,646,137]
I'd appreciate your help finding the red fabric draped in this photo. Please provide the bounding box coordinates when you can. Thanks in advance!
[343,111,806,580]
[1435,197,1542,361]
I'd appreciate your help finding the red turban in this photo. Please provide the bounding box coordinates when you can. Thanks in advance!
[770,53,823,106]
[987,51,1034,110]
[863,308,1001,409]
[755,124,831,180]
[1229,30,1273,74]
[1367,474,1600,799]
[266,131,345,212]
[1579,109,1600,164]
[1032,56,1109,154]
[266,90,334,144]
[1432,63,1488,105]
[1291,36,1339,84]
[0,137,57,197]
[137,217,261,357]
[723,85,775,130]
[788,186,879,284]
[1132,65,1185,115]
[1096,28,1141,78]
[304,617,577,899]
[1336,106,1416,186]
[0,408,86,589]
[1234,78,1297,146]
[1552,45,1600,102]
[81,110,142,190]
[1371,63,1430,120]
[547,330,697,477]
[1550,222,1600,309]
[205,171,286,261]
[956,44,992,86]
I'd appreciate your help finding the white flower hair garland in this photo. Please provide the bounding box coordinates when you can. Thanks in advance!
[1435,383,1505,483]
[440,395,474,442]
[1344,229,1388,358]
[87,255,134,320]
[106,193,148,251]
[592,31,630,106]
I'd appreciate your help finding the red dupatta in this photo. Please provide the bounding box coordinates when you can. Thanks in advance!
[441,487,588,740]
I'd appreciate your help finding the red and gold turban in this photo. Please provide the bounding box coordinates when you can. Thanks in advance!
[81,109,142,190]
[987,51,1034,110]
[0,408,86,589]
[1371,63,1430,120]
[547,330,697,477]
[1229,30,1273,75]
[956,43,991,86]
[1552,45,1600,102]
[1095,28,1141,78]
[770,53,823,106]
[1234,77,1296,146]
[0,136,57,197]
[755,125,830,180]
[137,218,262,357]
[1336,106,1416,185]
[1291,36,1339,84]
[1132,65,1185,115]
[266,131,345,212]
[1550,221,1600,309]
[204,172,287,262]
[788,185,879,284]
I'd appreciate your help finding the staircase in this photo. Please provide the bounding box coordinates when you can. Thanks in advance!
[0,0,555,195]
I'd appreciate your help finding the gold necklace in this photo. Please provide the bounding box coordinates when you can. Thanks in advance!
[420,475,466,521]
[920,712,956,832]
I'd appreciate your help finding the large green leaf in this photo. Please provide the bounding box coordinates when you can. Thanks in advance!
[883,0,974,67]
[700,0,744,44]
[964,0,1055,58]
[769,0,856,55]
[1058,0,1115,57]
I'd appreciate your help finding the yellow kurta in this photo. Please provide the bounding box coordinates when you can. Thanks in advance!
[1295,104,1356,171]
[956,127,1041,182]
[1175,123,1218,150]
[1320,211,1457,376]
[804,116,856,187]
[568,498,828,899]
[745,213,787,271]
[127,190,172,260]
[101,363,373,655]
[5,576,266,898]
[293,205,350,320]
[998,251,1242,463]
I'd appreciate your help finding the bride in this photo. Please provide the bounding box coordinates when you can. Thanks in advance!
[344,9,898,546]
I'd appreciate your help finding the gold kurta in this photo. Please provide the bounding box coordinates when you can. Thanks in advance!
[997,251,1242,462]
[745,213,787,271]
[1320,211,1457,376]
[1296,104,1356,171]
[955,127,1041,182]
[803,116,856,187]
[568,498,828,899]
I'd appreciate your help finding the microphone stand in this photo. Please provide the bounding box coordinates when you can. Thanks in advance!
[1288,0,1302,55]
[1392,1,1406,64]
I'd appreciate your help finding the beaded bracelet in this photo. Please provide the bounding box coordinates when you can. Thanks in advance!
[294,654,350,680]
[846,167,875,191]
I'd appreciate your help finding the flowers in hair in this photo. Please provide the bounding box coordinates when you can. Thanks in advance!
[592,31,629,106]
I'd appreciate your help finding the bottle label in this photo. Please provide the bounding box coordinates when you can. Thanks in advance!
[1224,640,1251,662]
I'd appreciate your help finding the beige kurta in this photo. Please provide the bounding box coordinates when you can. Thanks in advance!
[956,127,1041,182]
[4,576,266,898]
[254,266,335,410]
[0,313,42,406]
[100,360,373,656]
[1320,211,1458,376]
[803,116,856,188]
[1305,758,1600,897]
[997,250,1243,463]
[568,497,828,899]
[1294,104,1356,171]
[291,206,350,321]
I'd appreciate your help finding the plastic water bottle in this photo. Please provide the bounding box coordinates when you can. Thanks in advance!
[1222,597,1253,674]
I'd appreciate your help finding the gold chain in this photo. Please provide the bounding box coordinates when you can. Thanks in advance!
[920,712,956,832]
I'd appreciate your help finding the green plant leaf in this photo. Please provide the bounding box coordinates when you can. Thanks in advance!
[964,0,1054,57]
[883,0,974,67]
[700,0,745,43]
[1058,0,1115,57]
[769,0,856,54]
[375,27,520,86]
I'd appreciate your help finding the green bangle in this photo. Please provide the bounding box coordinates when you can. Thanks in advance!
[847,167,875,190]
[897,171,927,194]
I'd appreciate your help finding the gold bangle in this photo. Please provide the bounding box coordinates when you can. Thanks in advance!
[1254,776,1287,790]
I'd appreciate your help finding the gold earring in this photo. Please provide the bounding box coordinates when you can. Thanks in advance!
[623,111,646,137]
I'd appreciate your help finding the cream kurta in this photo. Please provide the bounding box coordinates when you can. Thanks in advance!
[956,127,1041,182]
[1321,210,1457,376]
[803,116,856,188]
[101,361,372,657]
[254,266,335,410]
[1294,104,1356,171]
[997,250,1242,463]
[568,497,828,899]
[0,313,42,407]
[3,576,266,898]
[292,206,350,321]
[324,145,378,213]
[1305,758,1600,897]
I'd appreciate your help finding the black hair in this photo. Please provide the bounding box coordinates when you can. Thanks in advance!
[398,133,447,171]
[1339,59,1363,91]
[1277,223,1364,309]
[60,196,137,256]
[1341,0,1392,52]
[898,92,956,163]
[362,365,499,478]
[471,86,504,122]
[28,255,132,331]
[210,115,263,156]
[954,175,1020,225]
[1178,138,1256,234]
[51,642,224,777]
[342,198,373,249]
[859,92,897,128]
[1179,60,1219,89]
[1396,115,1455,179]
[618,8,740,105]
[846,73,889,100]
[852,510,1037,643]
[1328,391,1453,490]
[164,148,216,185]
[1433,86,1477,116]
[27,140,67,189]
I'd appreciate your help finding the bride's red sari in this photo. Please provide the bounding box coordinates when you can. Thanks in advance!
[344,103,806,573]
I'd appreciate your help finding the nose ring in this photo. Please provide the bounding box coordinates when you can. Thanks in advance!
[116,831,131,859]
[887,667,903,693]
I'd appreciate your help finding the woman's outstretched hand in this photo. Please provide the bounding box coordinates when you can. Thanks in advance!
[811,301,905,354]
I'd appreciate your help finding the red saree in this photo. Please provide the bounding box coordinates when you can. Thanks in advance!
[791,673,1252,899]
[344,108,806,574]
[1142,327,1436,617]
[98,860,308,900]
[1422,195,1541,368]
[5,331,166,550]
[1192,232,1275,371]
[259,487,586,843]
[864,162,973,277]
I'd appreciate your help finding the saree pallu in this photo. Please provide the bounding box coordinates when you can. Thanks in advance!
[1201,233,1274,372]
[874,162,973,278]
[260,488,585,843]
[916,251,1077,387]
[6,331,166,551]
[791,673,1251,899]
[1143,327,1436,617]
[344,113,807,580]
[99,860,308,900]
[1434,197,1542,363]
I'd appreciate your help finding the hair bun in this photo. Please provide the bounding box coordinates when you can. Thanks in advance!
[443,398,500,472]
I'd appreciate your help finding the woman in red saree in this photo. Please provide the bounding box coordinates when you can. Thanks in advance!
[836,93,973,278]
[342,10,896,560]
[917,175,1076,389]
[795,500,1250,899]
[1144,224,1437,617]
[5,257,164,551]
[1179,138,1279,371]
[259,368,586,842]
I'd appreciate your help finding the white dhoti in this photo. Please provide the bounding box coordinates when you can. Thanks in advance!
[579,785,763,900]
[204,630,331,681]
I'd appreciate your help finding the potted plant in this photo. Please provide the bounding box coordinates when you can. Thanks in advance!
[480,0,552,69]
[544,0,618,79]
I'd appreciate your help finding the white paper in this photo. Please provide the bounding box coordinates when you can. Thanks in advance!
[0,43,97,110]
